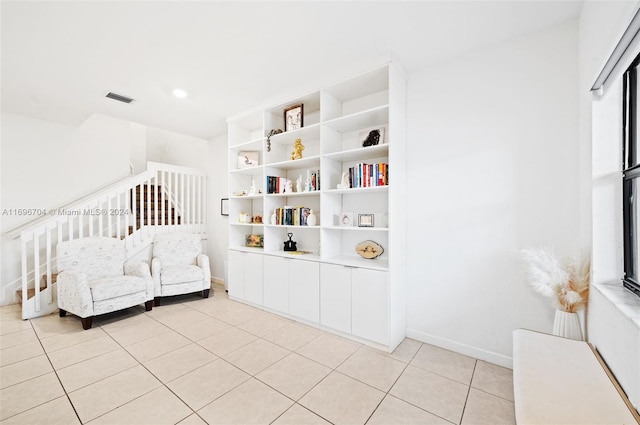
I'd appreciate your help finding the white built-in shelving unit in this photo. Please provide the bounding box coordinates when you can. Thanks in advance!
[227,63,407,351]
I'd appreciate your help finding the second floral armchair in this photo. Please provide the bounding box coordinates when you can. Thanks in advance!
[151,232,211,305]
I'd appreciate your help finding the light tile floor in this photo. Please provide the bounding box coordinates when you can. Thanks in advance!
[0,284,515,425]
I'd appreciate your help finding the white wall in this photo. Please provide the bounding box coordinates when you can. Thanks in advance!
[146,126,208,170]
[1,112,134,230]
[130,123,147,174]
[405,20,580,367]
[581,0,640,410]
[206,133,229,284]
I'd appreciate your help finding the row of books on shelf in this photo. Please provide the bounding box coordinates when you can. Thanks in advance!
[266,170,320,194]
[348,163,388,188]
[272,206,314,226]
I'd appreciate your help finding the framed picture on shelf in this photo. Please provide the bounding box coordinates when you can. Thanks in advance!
[237,151,259,169]
[300,207,311,226]
[220,198,229,216]
[245,234,264,248]
[339,212,354,227]
[284,104,303,132]
[359,126,386,147]
[358,213,374,227]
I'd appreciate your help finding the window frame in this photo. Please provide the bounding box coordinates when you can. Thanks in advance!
[622,56,640,296]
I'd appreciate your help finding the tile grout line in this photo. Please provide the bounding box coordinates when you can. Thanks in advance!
[50,299,220,423]
[267,340,398,424]
[365,344,417,424]
[87,316,198,424]
[158,297,319,422]
[202,314,339,424]
[99,293,252,423]
[6,316,85,424]
[225,324,346,424]
[101,301,230,424]
[115,293,299,423]
[469,386,515,403]
[468,360,515,403]
[163,286,236,424]
[250,330,451,425]
[0,342,43,368]
[107,297,341,424]
[360,342,456,425]
[458,359,478,425]
[268,401,336,425]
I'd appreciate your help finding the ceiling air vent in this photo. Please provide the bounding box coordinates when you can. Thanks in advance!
[105,92,134,104]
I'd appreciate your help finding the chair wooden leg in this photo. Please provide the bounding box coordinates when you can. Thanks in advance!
[202,289,210,298]
[145,300,153,311]
[59,309,67,317]
[81,317,93,330]
[154,297,161,307]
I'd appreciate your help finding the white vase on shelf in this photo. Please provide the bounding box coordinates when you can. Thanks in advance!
[271,210,277,225]
[552,310,583,341]
[307,209,317,226]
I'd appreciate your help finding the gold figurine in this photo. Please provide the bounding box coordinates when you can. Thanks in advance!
[291,138,304,160]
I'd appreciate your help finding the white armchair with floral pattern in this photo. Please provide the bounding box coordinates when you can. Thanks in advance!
[56,237,154,329]
[151,232,211,305]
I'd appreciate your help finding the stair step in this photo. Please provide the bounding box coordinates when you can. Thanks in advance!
[128,217,182,232]
[16,281,49,303]
[132,187,163,194]
[134,202,173,208]
[136,209,179,219]
[135,218,181,225]
[132,195,165,200]
[134,185,162,190]
[134,207,176,213]
[131,186,165,202]
[42,273,58,284]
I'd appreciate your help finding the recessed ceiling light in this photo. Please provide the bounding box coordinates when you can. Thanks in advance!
[172,89,188,98]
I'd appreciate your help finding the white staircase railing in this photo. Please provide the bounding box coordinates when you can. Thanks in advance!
[13,162,207,320]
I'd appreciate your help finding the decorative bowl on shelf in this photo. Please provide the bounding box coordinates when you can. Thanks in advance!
[356,240,384,259]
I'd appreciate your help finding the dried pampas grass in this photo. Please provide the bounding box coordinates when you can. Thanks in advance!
[522,248,590,313]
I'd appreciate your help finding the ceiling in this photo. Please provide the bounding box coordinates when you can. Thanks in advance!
[1,1,583,140]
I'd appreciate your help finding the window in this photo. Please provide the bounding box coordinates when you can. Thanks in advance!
[622,56,640,297]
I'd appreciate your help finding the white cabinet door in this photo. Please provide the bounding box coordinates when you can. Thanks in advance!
[263,256,289,313]
[228,250,245,300]
[243,252,263,306]
[352,268,389,345]
[289,260,319,323]
[320,264,351,334]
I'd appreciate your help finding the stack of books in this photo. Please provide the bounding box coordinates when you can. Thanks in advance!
[272,206,312,226]
[348,163,388,188]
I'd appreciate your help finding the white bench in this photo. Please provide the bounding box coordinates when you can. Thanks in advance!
[513,329,640,424]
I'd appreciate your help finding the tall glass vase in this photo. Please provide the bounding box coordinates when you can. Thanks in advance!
[552,310,583,341]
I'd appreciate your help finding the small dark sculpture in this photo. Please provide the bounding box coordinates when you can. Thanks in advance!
[283,233,297,251]
[362,129,381,147]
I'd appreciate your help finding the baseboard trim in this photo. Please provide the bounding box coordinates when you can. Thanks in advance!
[211,277,224,285]
[406,328,513,369]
